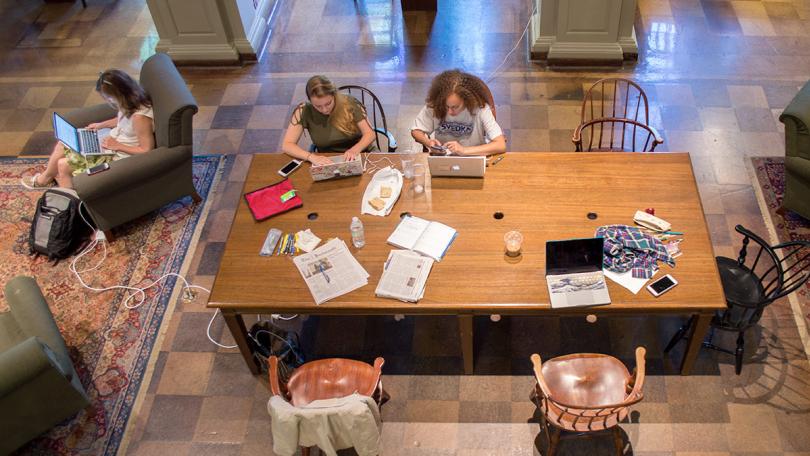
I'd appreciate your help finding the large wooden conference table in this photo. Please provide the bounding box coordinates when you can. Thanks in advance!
[209,152,726,375]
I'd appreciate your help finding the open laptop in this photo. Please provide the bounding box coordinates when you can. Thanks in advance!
[545,237,611,309]
[52,112,114,156]
[310,155,364,182]
[427,155,486,178]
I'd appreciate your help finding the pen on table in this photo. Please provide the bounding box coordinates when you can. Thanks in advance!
[318,264,331,283]
[663,231,683,235]
[490,156,504,166]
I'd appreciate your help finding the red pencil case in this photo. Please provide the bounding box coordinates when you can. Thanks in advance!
[243,179,302,221]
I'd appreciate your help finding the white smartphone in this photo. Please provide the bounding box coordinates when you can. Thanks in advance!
[278,159,303,177]
[647,274,678,297]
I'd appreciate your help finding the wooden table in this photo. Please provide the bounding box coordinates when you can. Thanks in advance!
[209,152,726,375]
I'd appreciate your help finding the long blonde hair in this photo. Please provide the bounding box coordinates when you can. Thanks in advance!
[303,75,358,136]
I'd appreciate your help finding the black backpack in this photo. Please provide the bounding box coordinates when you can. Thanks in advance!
[29,188,94,261]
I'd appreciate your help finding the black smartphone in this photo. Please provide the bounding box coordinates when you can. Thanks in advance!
[87,162,110,175]
[278,159,303,177]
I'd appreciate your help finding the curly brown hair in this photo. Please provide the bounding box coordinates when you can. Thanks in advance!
[425,69,492,120]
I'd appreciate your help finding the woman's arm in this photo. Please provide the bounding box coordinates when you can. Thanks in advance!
[101,114,154,154]
[281,106,332,166]
[445,135,506,156]
[411,129,442,149]
[87,117,117,130]
[343,118,376,160]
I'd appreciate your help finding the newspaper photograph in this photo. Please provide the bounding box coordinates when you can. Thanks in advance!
[293,238,369,305]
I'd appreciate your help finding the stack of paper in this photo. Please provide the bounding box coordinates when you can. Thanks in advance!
[293,238,369,305]
[375,250,434,303]
[386,215,457,262]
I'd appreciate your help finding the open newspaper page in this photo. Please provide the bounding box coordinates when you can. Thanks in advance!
[375,250,434,302]
[293,238,369,305]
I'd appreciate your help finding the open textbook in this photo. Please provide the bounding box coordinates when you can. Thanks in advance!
[293,238,369,305]
[375,250,434,303]
[386,215,457,261]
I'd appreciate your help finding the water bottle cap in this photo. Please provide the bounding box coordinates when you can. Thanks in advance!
[352,216,359,223]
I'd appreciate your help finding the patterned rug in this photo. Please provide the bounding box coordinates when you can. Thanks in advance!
[0,156,224,455]
[750,156,810,359]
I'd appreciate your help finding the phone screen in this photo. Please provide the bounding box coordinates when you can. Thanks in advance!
[650,276,675,294]
[279,160,301,175]
[88,163,109,175]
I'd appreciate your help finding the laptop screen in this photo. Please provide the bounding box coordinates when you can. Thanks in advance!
[545,238,604,275]
[52,113,80,152]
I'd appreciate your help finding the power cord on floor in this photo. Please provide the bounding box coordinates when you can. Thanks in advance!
[485,2,538,83]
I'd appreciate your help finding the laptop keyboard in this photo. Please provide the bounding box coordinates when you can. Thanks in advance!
[548,271,606,293]
[79,130,100,154]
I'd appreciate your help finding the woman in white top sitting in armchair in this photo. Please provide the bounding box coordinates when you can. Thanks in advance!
[22,69,155,190]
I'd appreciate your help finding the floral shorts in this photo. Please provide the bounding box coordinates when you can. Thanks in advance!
[64,145,117,176]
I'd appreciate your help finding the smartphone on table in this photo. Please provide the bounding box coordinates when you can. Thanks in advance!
[647,274,678,297]
[278,159,303,177]
[429,145,450,156]
[87,162,110,175]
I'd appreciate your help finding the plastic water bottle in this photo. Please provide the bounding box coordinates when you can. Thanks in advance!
[350,217,365,248]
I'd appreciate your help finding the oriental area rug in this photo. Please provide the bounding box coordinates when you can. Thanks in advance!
[0,155,224,455]
[750,156,810,361]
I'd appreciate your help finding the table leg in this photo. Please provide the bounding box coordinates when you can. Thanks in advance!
[222,310,260,375]
[680,312,711,375]
[458,315,474,374]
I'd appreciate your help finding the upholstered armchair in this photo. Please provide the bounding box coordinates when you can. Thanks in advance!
[0,276,90,454]
[779,80,810,220]
[61,52,200,237]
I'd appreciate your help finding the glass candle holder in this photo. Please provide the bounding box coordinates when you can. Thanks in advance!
[413,164,426,194]
[401,159,414,179]
[504,230,523,257]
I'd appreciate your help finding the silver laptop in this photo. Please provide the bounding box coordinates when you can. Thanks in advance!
[545,238,611,309]
[427,155,485,178]
[309,155,364,181]
[53,112,113,156]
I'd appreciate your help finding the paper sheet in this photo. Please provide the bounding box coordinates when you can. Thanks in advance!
[603,268,655,294]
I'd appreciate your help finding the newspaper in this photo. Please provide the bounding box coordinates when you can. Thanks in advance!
[293,238,369,305]
[375,250,434,303]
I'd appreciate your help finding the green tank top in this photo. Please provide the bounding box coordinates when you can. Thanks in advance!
[298,96,374,152]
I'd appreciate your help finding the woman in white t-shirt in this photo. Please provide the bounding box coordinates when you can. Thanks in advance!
[411,69,506,156]
[22,70,155,190]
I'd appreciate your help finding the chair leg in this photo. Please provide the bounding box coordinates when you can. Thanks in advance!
[301,446,311,456]
[547,426,560,456]
[103,229,114,242]
[612,426,624,456]
[664,316,695,353]
[735,331,745,375]
[191,189,202,203]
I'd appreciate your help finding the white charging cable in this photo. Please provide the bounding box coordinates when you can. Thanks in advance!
[363,154,396,175]
[485,2,538,83]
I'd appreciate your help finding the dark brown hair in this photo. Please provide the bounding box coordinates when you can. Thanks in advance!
[96,69,151,118]
[426,69,492,120]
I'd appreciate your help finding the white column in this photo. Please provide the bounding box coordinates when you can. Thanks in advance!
[529,0,638,64]
[146,0,278,64]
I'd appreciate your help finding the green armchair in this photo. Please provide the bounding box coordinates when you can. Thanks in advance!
[779,80,810,220]
[61,52,200,237]
[0,276,90,455]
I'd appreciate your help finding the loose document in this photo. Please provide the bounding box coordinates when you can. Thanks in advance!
[386,215,457,262]
[375,250,434,303]
[293,238,369,305]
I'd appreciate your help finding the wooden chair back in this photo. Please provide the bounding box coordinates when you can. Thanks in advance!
[581,78,650,125]
[338,85,397,152]
[573,118,663,152]
[531,347,646,433]
[269,356,384,407]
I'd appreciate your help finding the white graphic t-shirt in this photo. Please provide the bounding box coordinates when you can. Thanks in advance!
[411,104,503,147]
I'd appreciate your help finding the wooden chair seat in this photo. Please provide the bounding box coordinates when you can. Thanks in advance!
[270,357,385,407]
[531,348,646,456]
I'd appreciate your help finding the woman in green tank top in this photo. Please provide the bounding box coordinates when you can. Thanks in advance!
[282,75,376,166]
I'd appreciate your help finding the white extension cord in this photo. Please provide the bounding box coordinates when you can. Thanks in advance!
[485,2,538,83]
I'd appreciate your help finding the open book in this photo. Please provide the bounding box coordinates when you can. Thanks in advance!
[386,215,457,262]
